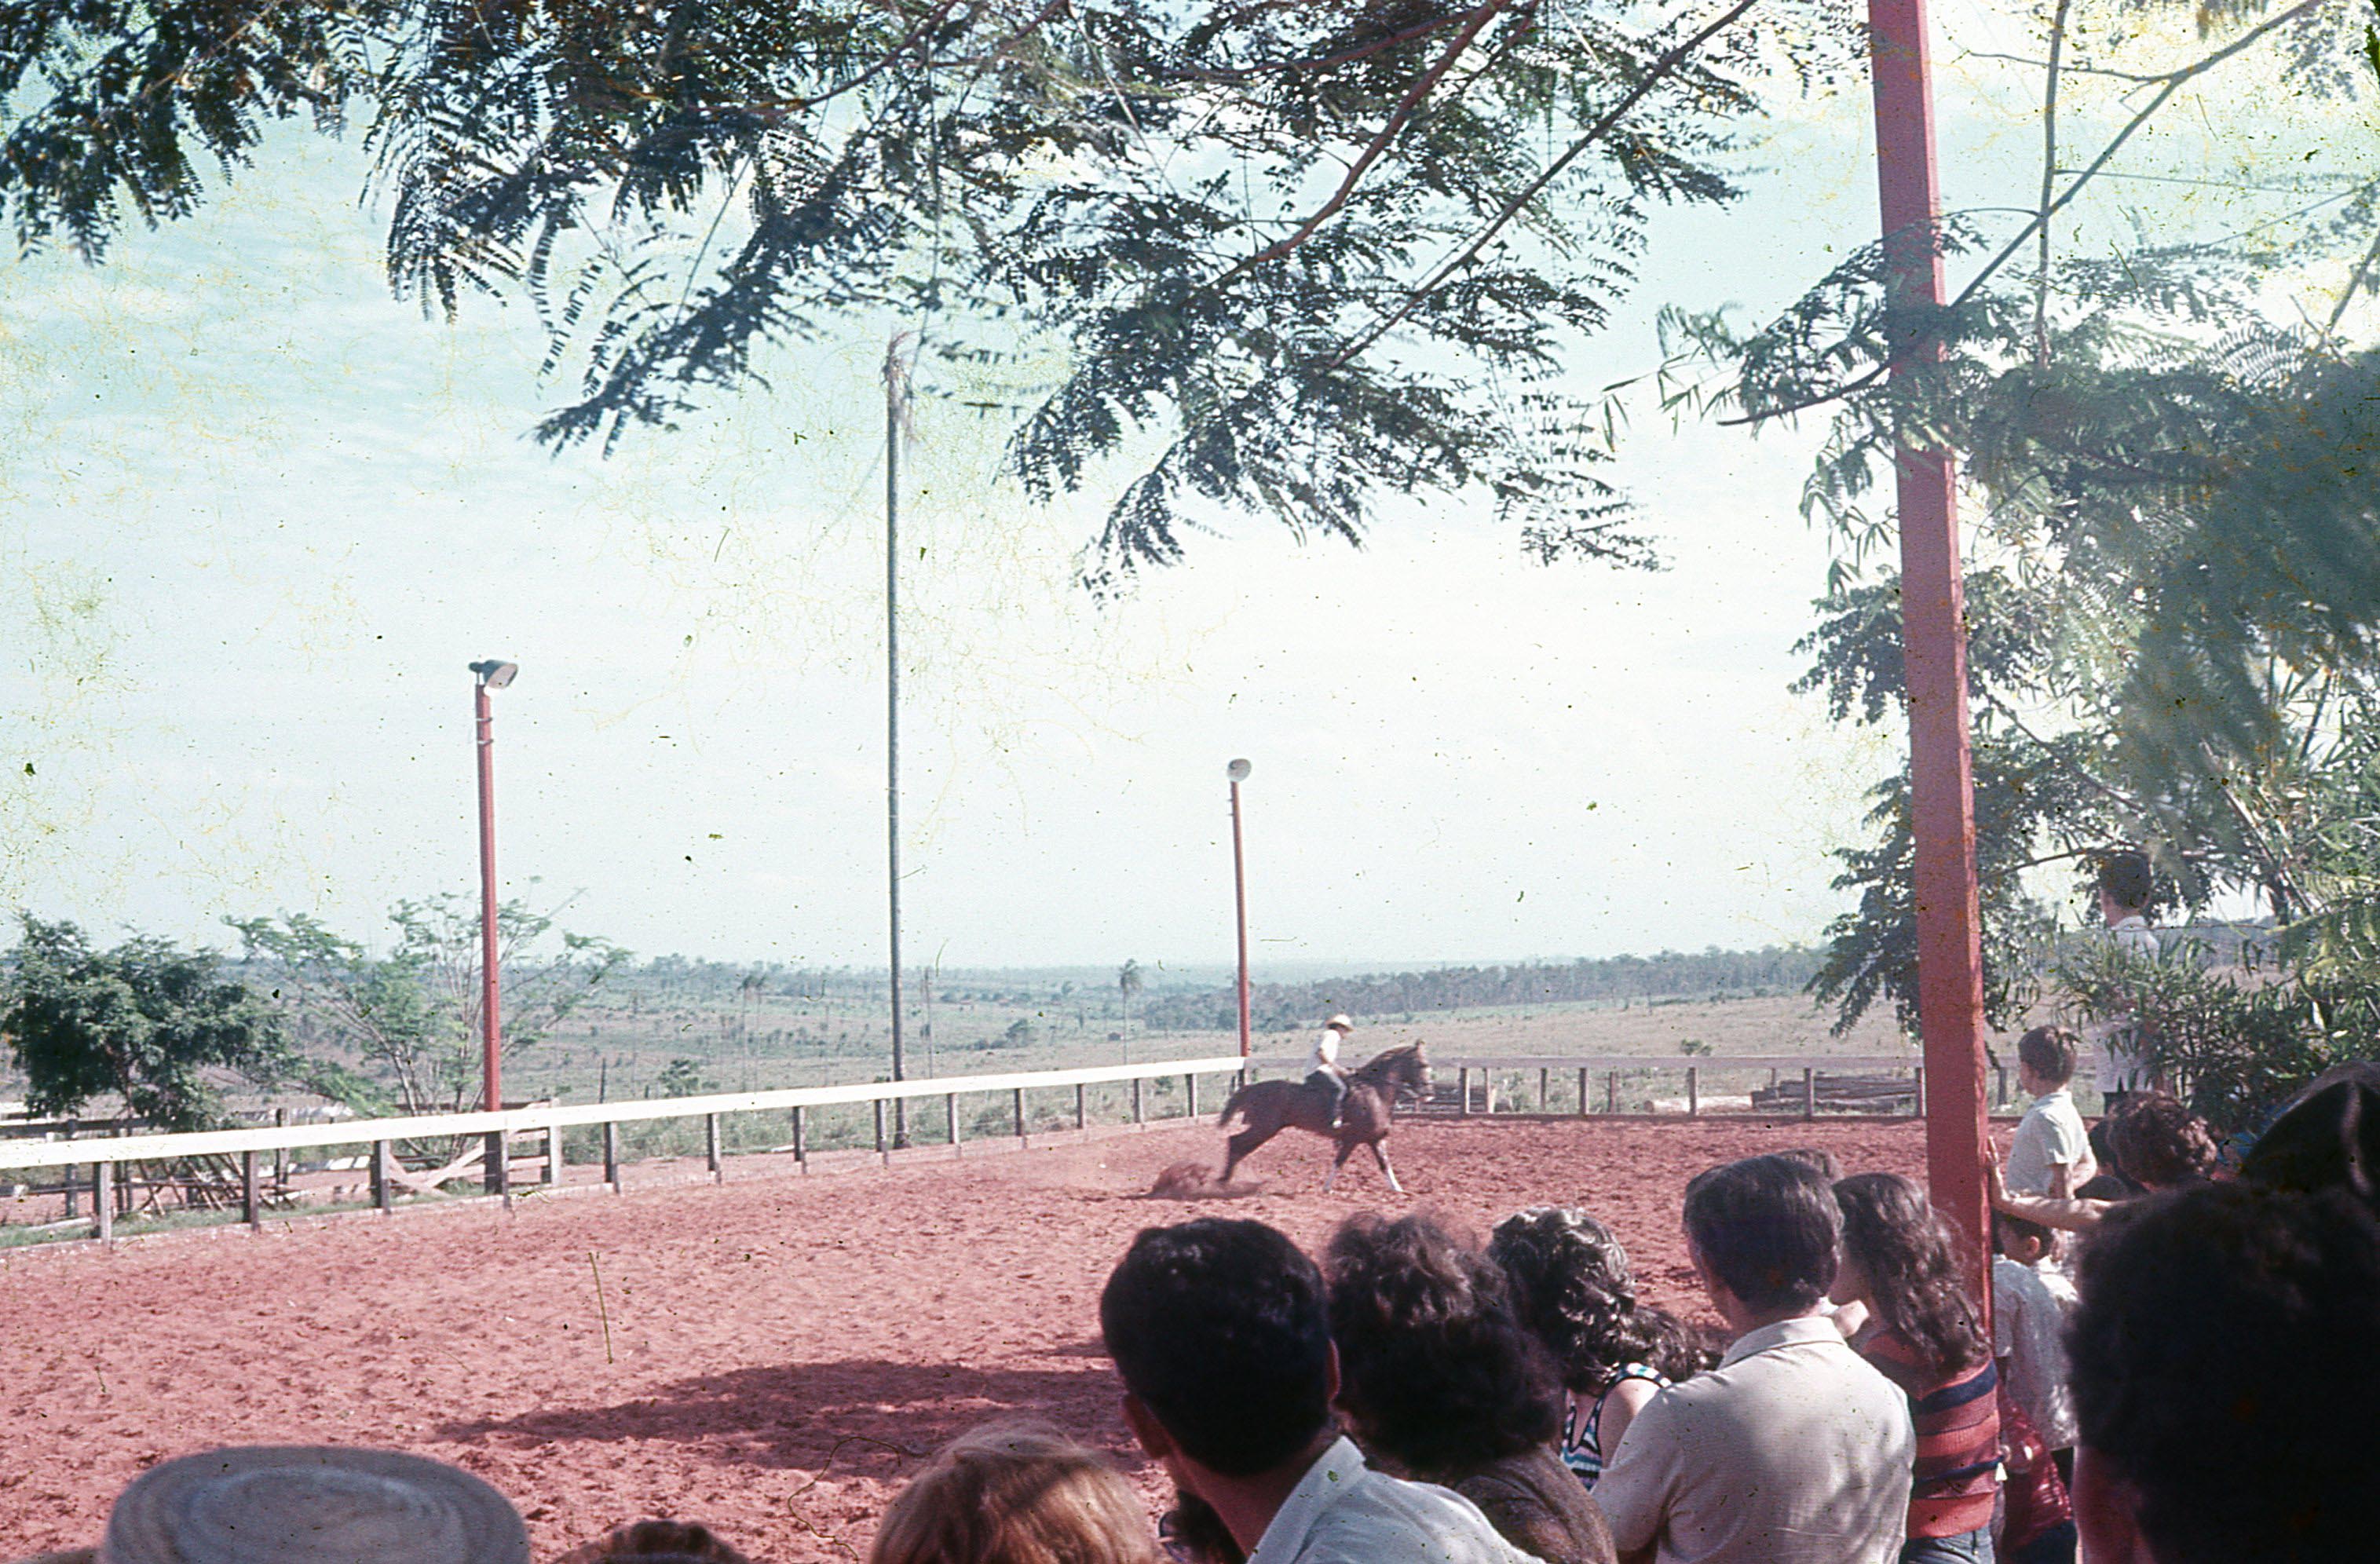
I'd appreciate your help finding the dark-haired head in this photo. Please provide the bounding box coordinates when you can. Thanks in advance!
[1489,1207,1711,1394]
[2241,1064,2380,1212]
[1774,1146,1843,1182]
[1324,1211,1559,1477]
[2097,850,2154,912]
[2108,1092,2217,1191]
[1682,1155,1839,1316]
[1992,1209,2053,1264]
[1833,1172,1986,1381]
[2070,1182,2380,1564]
[1101,1219,1333,1477]
[2016,1026,2079,1089]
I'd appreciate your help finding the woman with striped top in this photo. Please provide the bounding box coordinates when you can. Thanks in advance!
[1488,1207,1717,1489]
[1832,1173,2003,1564]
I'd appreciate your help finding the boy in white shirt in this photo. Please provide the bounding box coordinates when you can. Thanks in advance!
[1993,1211,2081,1478]
[2005,1025,2095,1199]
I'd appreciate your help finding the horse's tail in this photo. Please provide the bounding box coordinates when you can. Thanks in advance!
[1216,1085,1251,1127]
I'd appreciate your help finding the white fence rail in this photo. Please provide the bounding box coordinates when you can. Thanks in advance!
[4,1049,1987,1246]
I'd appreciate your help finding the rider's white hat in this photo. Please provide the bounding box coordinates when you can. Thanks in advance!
[1325,1014,1354,1031]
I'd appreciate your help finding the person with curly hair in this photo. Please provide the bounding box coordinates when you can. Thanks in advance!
[2066,1181,2380,1564]
[1325,1212,1617,1564]
[1486,1207,1714,1489]
[1832,1174,2002,1564]
[1991,1092,2217,1233]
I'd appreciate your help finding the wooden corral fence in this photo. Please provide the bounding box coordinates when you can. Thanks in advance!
[0,1054,1249,1244]
[1245,1053,2024,1121]
[4,1051,2025,1246]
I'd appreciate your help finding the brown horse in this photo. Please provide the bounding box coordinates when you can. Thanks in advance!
[1216,1043,1432,1193]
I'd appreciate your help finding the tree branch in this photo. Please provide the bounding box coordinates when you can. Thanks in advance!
[1208,0,1517,289]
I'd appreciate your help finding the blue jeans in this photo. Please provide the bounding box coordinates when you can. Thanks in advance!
[2006,1522,2076,1564]
[1903,1528,1994,1564]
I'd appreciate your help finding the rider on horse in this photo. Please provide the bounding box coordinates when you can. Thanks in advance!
[1308,1014,1355,1129]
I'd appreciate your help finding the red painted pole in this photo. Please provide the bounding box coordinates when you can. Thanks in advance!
[1230,771,1252,1058]
[1869,0,1992,1299]
[476,673,507,1196]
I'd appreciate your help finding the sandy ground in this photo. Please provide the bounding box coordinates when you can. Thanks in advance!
[0,1116,1926,1562]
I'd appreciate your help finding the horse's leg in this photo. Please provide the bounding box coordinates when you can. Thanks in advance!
[1370,1139,1404,1195]
[1220,1120,1276,1182]
[1323,1138,1356,1194]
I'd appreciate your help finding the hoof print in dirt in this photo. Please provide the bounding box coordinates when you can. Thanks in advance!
[1148,1161,1266,1200]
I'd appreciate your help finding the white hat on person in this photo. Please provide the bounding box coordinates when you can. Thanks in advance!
[1325,1014,1354,1031]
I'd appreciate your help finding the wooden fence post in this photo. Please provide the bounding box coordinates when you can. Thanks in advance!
[242,1149,260,1229]
[1803,1066,1817,1122]
[1687,1067,1700,1117]
[875,1099,888,1155]
[792,1105,807,1164]
[1074,1084,1088,1131]
[1578,1068,1590,1118]
[1913,1065,1927,1119]
[273,1106,287,1193]
[1539,1068,1551,1110]
[486,1129,510,1199]
[1186,1074,1200,1117]
[93,1162,112,1242]
[546,1125,563,1186]
[1459,1067,1473,1116]
[946,1094,960,1149]
[1011,1088,1025,1140]
[706,1113,723,1180]
[603,1122,622,1191]
[1132,1077,1144,1124]
[371,1142,392,1212]
[1607,1071,1619,1114]
[1994,1065,2009,1108]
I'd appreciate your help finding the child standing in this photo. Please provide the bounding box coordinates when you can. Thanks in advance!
[1992,1212,2079,1562]
[2004,1027,2094,1199]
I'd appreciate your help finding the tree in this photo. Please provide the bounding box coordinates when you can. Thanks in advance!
[0,0,1867,579]
[232,893,630,1114]
[2,916,291,1131]
[1117,958,1143,1052]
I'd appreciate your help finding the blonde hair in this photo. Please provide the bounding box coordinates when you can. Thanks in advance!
[869,1423,1158,1564]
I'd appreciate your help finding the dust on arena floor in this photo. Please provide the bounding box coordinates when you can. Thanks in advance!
[0,1116,1926,1561]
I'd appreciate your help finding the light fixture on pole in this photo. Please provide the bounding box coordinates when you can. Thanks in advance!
[1227,758,1253,1059]
[470,659,517,1197]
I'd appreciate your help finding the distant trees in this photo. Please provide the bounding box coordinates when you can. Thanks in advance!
[232,894,629,1114]
[1137,947,1825,1032]
[3,916,291,1131]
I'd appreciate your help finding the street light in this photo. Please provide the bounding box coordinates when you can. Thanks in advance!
[471,659,516,1195]
[1227,759,1252,1058]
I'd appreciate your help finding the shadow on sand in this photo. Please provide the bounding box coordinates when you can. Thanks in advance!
[437,1358,1126,1476]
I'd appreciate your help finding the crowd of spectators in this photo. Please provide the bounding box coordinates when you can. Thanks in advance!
[21,1061,2380,1564]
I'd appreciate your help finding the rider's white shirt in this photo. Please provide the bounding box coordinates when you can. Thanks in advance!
[1308,1028,1342,1073]
[1245,1437,1534,1564]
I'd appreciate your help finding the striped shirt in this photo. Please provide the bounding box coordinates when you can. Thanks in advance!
[1559,1363,1669,1488]
[1853,1326,2002,1539]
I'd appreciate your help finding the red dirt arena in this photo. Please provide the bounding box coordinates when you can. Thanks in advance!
[0,1116,1926,1562]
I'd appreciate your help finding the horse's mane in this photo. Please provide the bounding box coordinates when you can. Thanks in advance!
[1351,1043,1425,1083]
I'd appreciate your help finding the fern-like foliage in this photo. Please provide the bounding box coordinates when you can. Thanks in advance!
[0,0,1865,574]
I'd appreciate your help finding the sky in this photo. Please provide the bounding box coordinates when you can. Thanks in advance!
[0,0,2367,972]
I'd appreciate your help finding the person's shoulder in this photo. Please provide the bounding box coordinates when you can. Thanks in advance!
[1318,1472,1526,1564]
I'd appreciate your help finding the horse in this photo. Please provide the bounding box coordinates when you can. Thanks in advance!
[1215,1043,1433,1193]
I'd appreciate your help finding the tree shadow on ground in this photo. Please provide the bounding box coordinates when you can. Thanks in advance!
[437,1359,1127,1477]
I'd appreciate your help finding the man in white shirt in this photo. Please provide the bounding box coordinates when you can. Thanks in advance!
[2006,1025,2096,1199]
[1102,1217,1537,1564]
[2086,851,2162,1113]
[1596,1155,1914,1564]
[1308,1014,1354,1131]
